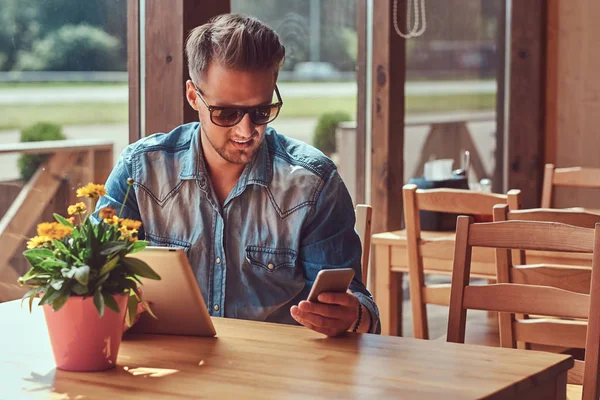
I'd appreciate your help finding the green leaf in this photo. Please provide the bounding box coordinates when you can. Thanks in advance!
[103,292,120,314]
[62,266,77,279]
[19,268,40,284]
[23,249,54,268]
[50,279,64,291]
[52,239,69,255]
[20,288,40,312]
[52,295,69,312]
[99,256,120,276]
[93,290,104,317]
[40,258,68,269]
[126,291,139,327]
[133,285,157,320]
[54,213,74,228]
[23,249,54,258]
[39,287,60,306]
[74,265,90,286]
[99,241,127,256]
[72,282,89,295]
[123,257,161,280]
[130,240,149,254]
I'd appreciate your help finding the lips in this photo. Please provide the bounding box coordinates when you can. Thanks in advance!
[229,137,254,150]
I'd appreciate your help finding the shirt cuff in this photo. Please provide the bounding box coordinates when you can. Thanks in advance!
[353,291,381,334]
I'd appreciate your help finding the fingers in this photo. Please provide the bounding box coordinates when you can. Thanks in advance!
[292,305,342,329]
[317,292,356,307]
[290,306,343,337]
[297,300,348,320]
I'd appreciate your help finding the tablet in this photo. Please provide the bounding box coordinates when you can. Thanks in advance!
[125,246,216,337]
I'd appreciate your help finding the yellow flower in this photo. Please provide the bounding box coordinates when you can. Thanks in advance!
[104,215,120,225]
[119,226,138,242]
[76,183,106,199]
[67,202,87,215]
[36,222,73,240]
[26,235,52,249]
[98,207,117,219]
[120,218,142,231]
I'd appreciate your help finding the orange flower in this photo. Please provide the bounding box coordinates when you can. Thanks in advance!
[67,202,87,215]
[26,235,52,249]
[104,215,120,225]
[119,225,139,242]
[98,207,117,219]
[120,219,142,231]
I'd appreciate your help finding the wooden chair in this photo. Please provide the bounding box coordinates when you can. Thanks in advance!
[355,204,373,289]
[541,164,600,208]
[493,205,600,351]
[402,184,521,339]
[446,216,600,400]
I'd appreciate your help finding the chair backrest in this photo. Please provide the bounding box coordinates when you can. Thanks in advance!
[355,204,373,288]
[446,216,600,400]
[402,184,521,339]
[541,163,600,208]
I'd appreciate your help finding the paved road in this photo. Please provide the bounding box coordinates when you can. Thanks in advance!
[0,80,496,105]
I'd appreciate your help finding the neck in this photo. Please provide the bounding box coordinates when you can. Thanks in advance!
[199,132,246,184]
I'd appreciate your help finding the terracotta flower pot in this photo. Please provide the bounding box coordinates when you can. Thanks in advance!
[43,293,128,371]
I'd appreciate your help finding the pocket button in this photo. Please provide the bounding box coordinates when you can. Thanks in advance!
[267,263,274,270]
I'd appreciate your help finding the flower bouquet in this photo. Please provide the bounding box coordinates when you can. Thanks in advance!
[17,179,160,371]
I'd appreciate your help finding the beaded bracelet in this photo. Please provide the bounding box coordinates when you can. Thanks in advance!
[352,303,363,332]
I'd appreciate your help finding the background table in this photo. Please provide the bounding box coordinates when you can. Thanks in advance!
[0,299,572,399]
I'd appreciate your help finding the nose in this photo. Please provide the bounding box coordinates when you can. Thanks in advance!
[233,113,255,139]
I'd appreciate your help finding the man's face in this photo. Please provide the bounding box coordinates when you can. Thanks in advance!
[186,63,277,166]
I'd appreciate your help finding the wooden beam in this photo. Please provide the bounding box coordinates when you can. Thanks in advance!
[492,2,506,194]
[355,0,367,205]
[545,0,558,166]
[143,0,230,137]
[371,0,405,234]
[182,1,230,125]
[507,1,547,208]
[127,0,140,144]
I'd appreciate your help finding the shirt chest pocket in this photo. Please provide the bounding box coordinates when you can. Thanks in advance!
[245,246,297,272]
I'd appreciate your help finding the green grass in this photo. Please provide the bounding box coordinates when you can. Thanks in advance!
[0,93,495,130]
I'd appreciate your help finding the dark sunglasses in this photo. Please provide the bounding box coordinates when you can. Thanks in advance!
[193,83,283,127]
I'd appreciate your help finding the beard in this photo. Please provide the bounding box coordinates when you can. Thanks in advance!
[203,128,262,165]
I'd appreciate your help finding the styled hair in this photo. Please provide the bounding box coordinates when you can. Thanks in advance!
[185,13,285,83]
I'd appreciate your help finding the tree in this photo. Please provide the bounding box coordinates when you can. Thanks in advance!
[17,25,122,71]
[0,0,40,71]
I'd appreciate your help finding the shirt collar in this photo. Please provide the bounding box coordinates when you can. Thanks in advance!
[179,123,272,188]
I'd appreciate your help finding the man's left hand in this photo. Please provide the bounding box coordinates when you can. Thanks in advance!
[290,291,359,337]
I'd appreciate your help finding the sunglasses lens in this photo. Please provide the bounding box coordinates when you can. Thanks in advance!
[250,105,280,125]
[211,108,243,127]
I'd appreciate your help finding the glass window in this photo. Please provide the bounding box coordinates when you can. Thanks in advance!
[0,0,128,301]
[403,0,505,192]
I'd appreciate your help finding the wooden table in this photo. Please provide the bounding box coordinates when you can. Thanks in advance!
[372,230,594,337]
[0,300,573,399]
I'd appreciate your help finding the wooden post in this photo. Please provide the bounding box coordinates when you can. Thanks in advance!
[127,0,140,144]
[143,0,230,137]
[371,0,405,235]
[355,0,367,205]
[507,1,546,208]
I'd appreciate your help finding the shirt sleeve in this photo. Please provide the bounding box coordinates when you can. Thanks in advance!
[298,168,380,334]
[93,146,145,239]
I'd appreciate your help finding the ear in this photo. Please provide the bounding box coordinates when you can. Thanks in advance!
[185,80,199,111]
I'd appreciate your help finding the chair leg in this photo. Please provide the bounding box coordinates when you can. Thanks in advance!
[375,245,398,336]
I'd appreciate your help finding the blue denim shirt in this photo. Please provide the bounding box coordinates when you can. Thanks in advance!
[96,122,380,333]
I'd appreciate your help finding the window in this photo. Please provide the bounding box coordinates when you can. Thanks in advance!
[0,0,128,301]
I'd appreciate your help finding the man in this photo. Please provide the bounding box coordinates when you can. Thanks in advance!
[96,13,380,336]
